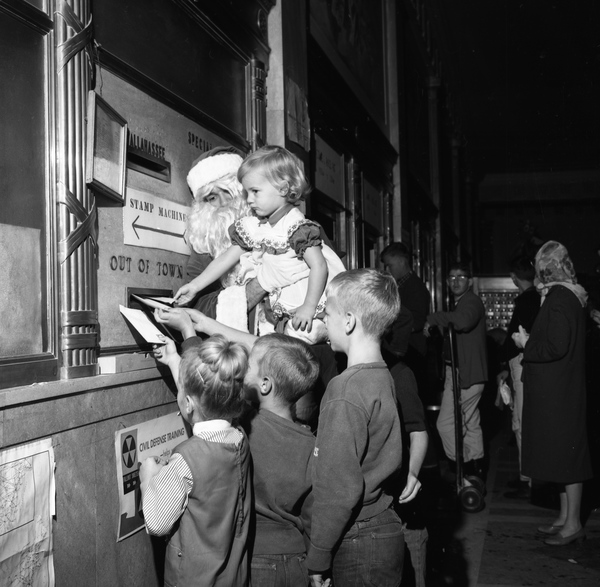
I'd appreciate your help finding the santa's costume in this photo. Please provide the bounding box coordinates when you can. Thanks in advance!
[184,146,253,331]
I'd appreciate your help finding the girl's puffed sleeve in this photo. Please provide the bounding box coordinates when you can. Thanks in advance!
[228,219,253,251]
[289,221,322,259]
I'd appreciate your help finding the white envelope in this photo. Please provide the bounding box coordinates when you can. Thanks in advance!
[119,305,166,344]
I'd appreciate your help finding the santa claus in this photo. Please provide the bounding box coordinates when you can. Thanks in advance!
[182,146,267,331]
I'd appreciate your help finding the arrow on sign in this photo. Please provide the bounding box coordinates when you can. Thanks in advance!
[131,216,185,240]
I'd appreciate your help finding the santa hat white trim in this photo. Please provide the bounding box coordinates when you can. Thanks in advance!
[215,285,249,333]
[187,152,243,198]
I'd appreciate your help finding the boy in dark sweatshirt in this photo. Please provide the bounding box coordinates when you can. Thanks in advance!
[306,269,404,587]
[241,333,320,586]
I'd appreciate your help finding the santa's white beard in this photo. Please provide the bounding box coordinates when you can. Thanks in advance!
[186,198,249,259]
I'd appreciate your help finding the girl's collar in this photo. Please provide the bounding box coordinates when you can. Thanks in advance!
[258,203,296,226]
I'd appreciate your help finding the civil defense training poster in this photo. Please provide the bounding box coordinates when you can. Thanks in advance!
[114,412,188,541]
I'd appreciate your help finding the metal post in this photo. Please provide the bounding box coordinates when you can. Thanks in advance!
[55,0,98,378]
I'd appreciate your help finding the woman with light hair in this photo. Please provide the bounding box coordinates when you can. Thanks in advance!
[513,240,592,546]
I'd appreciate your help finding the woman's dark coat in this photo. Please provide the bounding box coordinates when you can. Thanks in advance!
[521,285,592,483]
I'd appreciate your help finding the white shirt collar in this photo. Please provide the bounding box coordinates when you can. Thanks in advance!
[192,419,232,435]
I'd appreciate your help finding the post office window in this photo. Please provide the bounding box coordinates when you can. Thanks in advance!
[0,4,56,389]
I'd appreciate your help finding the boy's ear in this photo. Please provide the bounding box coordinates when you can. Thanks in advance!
[345,311,356,334]
[260,377,273,397]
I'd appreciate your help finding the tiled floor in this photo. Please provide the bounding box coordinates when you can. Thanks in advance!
[476,444,600,587]
[415,412,600,587]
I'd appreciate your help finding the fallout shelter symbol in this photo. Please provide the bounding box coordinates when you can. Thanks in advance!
[122,435,137,468]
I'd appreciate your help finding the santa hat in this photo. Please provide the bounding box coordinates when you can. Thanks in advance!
[187,146,243,198]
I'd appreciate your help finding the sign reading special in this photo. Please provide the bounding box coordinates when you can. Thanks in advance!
[114,411,188,541]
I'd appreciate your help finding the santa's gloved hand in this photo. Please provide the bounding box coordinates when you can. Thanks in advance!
[174,282,199,307]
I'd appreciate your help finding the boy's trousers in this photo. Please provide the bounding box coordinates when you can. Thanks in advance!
[332,507,404,587]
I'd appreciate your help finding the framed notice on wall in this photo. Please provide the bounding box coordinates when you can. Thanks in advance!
[86,91,128,205]
[315,134,344,206]
[363,179,383,233]
[309,0,385,126]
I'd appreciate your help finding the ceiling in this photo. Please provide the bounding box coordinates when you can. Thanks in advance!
[428,0,600,179]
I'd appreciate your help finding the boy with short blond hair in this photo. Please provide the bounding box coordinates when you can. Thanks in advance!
[306,269,405,587]
[242,333,320,586]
